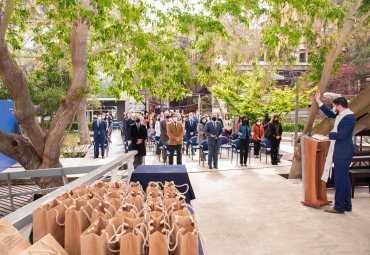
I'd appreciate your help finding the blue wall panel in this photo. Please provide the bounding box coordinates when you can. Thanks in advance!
[0,100,17,172]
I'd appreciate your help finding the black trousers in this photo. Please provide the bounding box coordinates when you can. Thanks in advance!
[270,138,281,163]
[239,139,249,165]
[133,155,144,168]
[94,134,105,157]
[254,139,261,156]
[169,144,182,165]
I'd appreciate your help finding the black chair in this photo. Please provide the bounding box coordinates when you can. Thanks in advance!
[199,140,209,167]
[190,136,200,160]
[230,133,237,142]
[219,136,232,159]
[231,139,241,166]
[155,139,164,161]
[260,138,271,163]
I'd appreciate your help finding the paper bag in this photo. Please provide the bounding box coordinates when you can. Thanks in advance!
[0,219,30,255]
[19,233,68,255]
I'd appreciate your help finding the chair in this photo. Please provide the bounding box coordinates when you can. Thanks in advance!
[148,131,156,151]
[248,142,254,165]
[219,136,231,159]
[190,136,200,160]
[199,140,209,167]
[260,139,271,163]
[231,139,240,166]
[230,133,237,141]
[155,139,164,161]
[182,135,188,154]
[163,144,177,165]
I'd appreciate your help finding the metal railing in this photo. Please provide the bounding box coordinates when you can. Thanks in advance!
[2,151,136,230]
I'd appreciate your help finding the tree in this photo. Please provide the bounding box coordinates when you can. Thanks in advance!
[0,0,216,188]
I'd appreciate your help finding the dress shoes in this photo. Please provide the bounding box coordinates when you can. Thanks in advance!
[345,208,352,212]
[324,207,344,214]
[94,156,98,159]
[208,166,213,169]
[214,166,218,169]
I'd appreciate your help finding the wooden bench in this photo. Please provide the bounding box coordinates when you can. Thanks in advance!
[349,155,370,198]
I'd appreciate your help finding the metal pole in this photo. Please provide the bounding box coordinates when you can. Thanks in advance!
[294,76,299,140]
[7,173,15,211]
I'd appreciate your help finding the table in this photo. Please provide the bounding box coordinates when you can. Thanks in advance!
[130,165,196,203]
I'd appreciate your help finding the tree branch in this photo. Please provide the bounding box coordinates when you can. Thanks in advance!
[0,131,42,170]
[0,0,15,42]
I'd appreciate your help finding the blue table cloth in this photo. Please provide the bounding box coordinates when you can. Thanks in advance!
[130,165,196,203]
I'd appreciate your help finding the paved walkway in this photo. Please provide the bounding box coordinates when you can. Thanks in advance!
[4,130,370,254]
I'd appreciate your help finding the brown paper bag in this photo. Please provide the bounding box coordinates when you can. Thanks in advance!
[146,182,161,194]
[147,211,169,255]
[80,217,110,255]
[119,217,146,255]
[123,196,144,214]
[19,233,68,255]
[169,212,198,255]
[33,198,73,246]
[127,182,145,197]
[0,220,30,255]
[64,198,102,255]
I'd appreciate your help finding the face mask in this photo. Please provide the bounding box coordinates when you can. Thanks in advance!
[136,119,141,123]
[257,121,261,125]
[165,116,170,119]
[177,116,181,121]
[98,117,101,120]
[242,120,247,125]
[211,117,217,121]
[202,119,206,123]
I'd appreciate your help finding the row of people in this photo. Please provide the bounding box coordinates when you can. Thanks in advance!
[121,110,283,167]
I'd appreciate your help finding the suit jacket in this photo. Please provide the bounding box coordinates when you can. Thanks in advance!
[320,104,355,160]
[160,119,169,144]
[92,120,107,138]
[167,121,183,145]
[204,121,223,145]
[130,123,148,156]
[185,119,197,139]
[268,122,282,141]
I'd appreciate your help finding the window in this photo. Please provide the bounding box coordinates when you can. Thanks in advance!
[299,52,307,63]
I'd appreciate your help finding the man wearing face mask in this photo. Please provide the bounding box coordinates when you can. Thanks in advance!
[160,112,170,162]
[185,114,198,155]
[167,114,184,165]
[130,114,148,168]
[92,113,107,158]
[315,92,355,214]
[204,113,223,169]
[268,115,283,165]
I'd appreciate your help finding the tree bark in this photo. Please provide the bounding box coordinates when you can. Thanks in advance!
[0,0,46,158]
[288,0,364,179]
[0,131,42,169]
[78,98,91,145]
[41,18,89,169]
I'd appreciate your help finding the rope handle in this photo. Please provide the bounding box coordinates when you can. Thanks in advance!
[53,209,65,226]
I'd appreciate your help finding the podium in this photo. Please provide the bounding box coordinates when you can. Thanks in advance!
[301,136,331,208]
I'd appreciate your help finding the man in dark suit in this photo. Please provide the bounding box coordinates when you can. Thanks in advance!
[160,113,170,162]
[204,113,223,169]
[130,114,148,168]
[315,92,355,214]
[92,113,107,158]
[124,111,134,153]
[184,115,197,155]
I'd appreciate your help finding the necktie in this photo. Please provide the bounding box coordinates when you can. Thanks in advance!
[174,122,177,129]
[98,121,100,127]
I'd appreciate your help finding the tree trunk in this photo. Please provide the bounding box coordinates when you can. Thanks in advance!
[288,0,363,179]
[78,98,91,145]
[41,18,89,171]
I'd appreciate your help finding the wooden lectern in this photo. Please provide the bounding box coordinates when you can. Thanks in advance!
[301,136,331,208]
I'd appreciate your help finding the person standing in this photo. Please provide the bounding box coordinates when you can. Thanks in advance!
[155,115,161,155]
[223,114,232,138]
[315,92,355,214]
[185,115,197,155]
[130,114,148,168]
[160,113,170,162]
[92,113,107,159]
[268,115,282,165]
[124,112,135,153]
[204,113,223,169]
[252,118,264,158]
[238,116,251,166]
[197,116,207,144]
[167,114,183,165]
